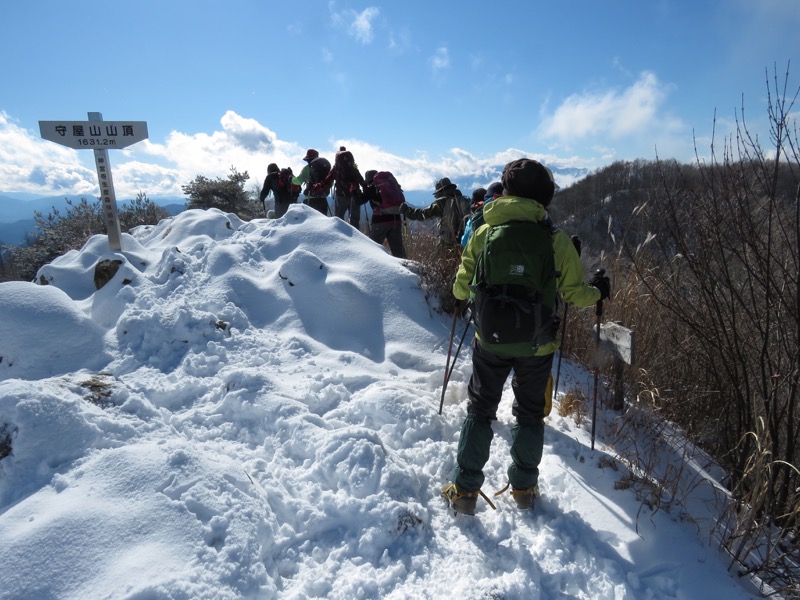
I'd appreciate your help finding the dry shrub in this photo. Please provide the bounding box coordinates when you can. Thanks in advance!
[80,374,115,408]
[405,230,462,314]
[558,389,587,424]
[717,418,800,598]
[0,423,15,460]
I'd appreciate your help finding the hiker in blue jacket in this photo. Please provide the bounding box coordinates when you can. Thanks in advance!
[460,181,503,247]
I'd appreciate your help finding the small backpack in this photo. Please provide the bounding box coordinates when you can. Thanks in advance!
[308,157,332,197]
[469,219,560,348]
[278,168,301,200]
[372,171,405,215]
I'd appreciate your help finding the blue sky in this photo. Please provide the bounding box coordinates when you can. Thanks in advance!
[1,0,798,202]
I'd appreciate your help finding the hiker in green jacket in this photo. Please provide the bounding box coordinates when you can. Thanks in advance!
[292,148,330,215]
[442,158,610,515]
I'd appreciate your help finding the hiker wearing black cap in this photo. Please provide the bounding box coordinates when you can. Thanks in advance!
[400,177,470,247]
[441,158,610,516]
[292,148,331,215]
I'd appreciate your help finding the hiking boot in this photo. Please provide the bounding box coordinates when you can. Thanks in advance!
[441,483,479,516]
[511,485,540,510]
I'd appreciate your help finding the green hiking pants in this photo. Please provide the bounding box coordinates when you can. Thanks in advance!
[452,339,551,492]
[508,421,544,490]
[453,416,544,491]
[453,414,493,492]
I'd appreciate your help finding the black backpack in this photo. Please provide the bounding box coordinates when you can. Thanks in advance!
[469,218,560,348]
[307,157,332,197]
[333,150,360,184]
[309,157,331,184]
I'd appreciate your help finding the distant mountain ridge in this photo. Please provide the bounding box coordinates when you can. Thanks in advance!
[0,219,35,247]
[0,194,186,246]
[0,194,186,223]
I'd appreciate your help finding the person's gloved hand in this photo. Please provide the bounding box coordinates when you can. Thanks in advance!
[399,202,409,215]
[590,269,610,301]
[451,299,468,316]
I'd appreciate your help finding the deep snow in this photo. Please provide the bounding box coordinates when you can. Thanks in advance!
[0,204,761,599]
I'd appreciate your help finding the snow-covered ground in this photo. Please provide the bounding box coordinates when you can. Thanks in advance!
[0,205,761,599]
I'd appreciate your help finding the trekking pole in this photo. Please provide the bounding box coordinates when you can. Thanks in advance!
[553,302,569,400]
[439,311,459,415]
[438,304,472,414]
[440,308,472,411]
[590,296,604,451]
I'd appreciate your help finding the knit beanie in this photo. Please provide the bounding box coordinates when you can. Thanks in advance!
[501,158,556,206]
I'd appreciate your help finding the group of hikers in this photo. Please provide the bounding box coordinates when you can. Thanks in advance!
[258,147,409,258]
[261,149,611,517]
[258,146,496,260]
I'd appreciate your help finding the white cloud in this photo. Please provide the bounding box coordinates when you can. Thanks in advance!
[327,0,343,26]
[351,7,379,44]
[0,110,601,206]
[0,111,298,200]
[139,111,302,196]
[388,29,413,54]
[113,161,184,197]
[429,46,450,73]
[539,71,670,140]
[327,4,379,45]
[218,111,276,152]
[0,112,97,195]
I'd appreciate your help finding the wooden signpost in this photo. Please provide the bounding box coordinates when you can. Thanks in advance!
[39,112,148,251]
[598,321,636,410]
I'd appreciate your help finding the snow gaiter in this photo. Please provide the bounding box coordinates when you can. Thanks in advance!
[507,420,544,490]
[453,413,494,492]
